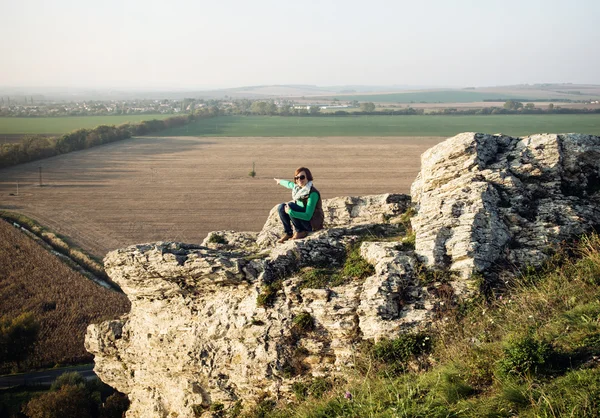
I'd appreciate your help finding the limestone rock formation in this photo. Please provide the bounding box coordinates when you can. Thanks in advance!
[86,132,600,417]
[411,132,600,289]
[86,194,431,417]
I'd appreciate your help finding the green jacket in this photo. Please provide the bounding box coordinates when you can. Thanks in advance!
[278,180,319,221]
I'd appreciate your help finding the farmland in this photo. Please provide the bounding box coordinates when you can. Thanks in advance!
[0,136,442,258]
[322,90,517,103]
[0,219,130,372]
[157,115,600,137]
[0,115,176,137]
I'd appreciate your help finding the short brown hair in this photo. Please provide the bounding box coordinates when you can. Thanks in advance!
[294,167,313,182]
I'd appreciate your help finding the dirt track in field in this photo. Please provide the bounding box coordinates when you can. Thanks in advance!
[0,136,444,258]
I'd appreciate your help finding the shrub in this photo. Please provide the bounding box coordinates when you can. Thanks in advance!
[100,392,130,418]
[256,280,283,308]
[50,371,86,391]
[246,393,276,418]
[366,333,433,376]
[208,233,227,245]
[371,334,432,364]
[498,334,551,377]
[23,385,97,418]
[307,377,333,399]
[0,312,39,366]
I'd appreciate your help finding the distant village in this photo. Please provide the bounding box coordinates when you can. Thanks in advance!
[2,95,599,118]
[0,97,358,117]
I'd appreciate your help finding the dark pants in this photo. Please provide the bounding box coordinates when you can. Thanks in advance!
[278,202,313,235]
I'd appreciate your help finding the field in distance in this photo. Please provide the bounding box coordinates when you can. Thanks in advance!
[0,115,176,137]
[0,136,443,258]
[157,115,600,138]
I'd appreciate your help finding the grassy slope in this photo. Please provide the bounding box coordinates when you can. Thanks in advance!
[2,229,596,417]
[157,115,600,137]
[0,115,175,135]
[254,234,600,418]
[0,220,130,373]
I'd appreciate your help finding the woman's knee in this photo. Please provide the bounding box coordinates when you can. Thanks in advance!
[278,203,287,214]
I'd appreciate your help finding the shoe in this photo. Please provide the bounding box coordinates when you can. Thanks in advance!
[291,231,309,240]
[278,233,293,243]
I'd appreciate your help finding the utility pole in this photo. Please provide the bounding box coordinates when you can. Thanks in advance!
[39,167,42,186]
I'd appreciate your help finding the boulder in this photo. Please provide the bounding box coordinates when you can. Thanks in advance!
[411,132,600,290]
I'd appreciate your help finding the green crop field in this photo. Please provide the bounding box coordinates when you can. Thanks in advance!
[158,115,600,137]
[0,115,176,135]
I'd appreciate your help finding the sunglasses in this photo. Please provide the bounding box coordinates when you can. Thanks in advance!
[294,175,306,181]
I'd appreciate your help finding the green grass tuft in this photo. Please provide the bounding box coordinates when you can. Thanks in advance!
[208,233,227,245]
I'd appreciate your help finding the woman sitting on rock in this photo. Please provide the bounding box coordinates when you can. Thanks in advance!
[274,167,324,243]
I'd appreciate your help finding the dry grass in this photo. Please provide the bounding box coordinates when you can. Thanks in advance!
[0,220,130,373]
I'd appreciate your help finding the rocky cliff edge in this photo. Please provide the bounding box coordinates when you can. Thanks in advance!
[86,132,600,417]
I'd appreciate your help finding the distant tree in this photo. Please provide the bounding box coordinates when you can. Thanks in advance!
[309,105,321,115]
[503,100,523,110]
[266,102,277,115]
[50,371,87,391]
[100,392,130,418]
[0,312,39,367]
[548,103,555,111]
[360,102,376,112]
[24,385,96,418]
[525,103,535,110]
[251,101,268,115]
[279,104,291,116]
[351,100,359,108]
[24,372,129,418]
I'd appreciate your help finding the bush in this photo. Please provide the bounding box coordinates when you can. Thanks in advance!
[365,334,433,376]
[371,334,432,364]
[208,233,227,245]
[0,312,39,366]
[498,334,551,377]
[23,385,97,418]
[256,280,283,308]
[23,372,129,418]
[50,371,86,391]
[100,392,130,418]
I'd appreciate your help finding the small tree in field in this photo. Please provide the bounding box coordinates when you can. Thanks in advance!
[249,162,256,178]
[360,102,376,112]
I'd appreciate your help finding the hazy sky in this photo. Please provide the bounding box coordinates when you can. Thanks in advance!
[1,0,599,89]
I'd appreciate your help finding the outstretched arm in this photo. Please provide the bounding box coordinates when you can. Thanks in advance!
[274,178,294,189]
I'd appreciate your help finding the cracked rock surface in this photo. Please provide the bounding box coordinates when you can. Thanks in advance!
[86,133,600,417]
[411,132,600,290]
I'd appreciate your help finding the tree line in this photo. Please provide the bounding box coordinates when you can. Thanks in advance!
[0,114,194,169]
[1,371,129,418]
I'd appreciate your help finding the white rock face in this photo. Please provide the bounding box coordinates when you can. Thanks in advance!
[86,194,433,417]
[411,132,600,286]
[86,133,600,417]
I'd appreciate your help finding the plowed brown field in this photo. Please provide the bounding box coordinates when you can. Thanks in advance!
[0,220,130,372]
[0,136,443,258]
